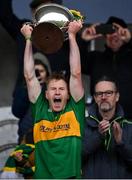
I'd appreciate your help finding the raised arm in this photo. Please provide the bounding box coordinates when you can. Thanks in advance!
[21,24,41,103]
[0,0,25,39]
[68,20,84,101]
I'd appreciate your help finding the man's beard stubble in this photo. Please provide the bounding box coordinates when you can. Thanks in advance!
[99,102,112,112]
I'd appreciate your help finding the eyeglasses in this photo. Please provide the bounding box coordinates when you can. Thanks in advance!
[94,90,117,98]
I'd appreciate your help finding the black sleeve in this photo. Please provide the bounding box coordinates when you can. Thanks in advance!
[12,82,30,118]
[76,33,91,75]
[0,0,25,40]
[116,123,132,167]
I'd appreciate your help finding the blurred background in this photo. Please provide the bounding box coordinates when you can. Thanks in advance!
[0,0,132,172]
[13,0,132,23]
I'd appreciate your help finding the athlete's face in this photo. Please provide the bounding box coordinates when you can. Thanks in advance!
[46,79,69,112]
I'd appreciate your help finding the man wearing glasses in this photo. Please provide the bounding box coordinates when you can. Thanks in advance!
[82,76,132,179]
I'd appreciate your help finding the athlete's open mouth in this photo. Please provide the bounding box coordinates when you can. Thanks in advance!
[54,98,62,103]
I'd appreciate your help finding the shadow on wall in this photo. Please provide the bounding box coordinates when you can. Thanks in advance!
[0,24,18,107]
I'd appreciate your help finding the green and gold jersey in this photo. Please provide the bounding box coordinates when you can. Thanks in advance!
[31,92,85,179]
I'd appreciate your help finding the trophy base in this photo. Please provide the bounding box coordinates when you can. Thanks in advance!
[32,22,64,54]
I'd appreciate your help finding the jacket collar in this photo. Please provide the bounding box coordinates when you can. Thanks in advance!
[87,103,124,127]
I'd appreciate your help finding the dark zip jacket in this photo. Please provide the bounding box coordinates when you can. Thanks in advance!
[82,103,132,179]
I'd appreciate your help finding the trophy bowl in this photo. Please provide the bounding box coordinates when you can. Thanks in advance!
[32,3,74,54]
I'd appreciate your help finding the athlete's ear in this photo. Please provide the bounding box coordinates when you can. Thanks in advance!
[67,93,70,100]
[45,90,48,100]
